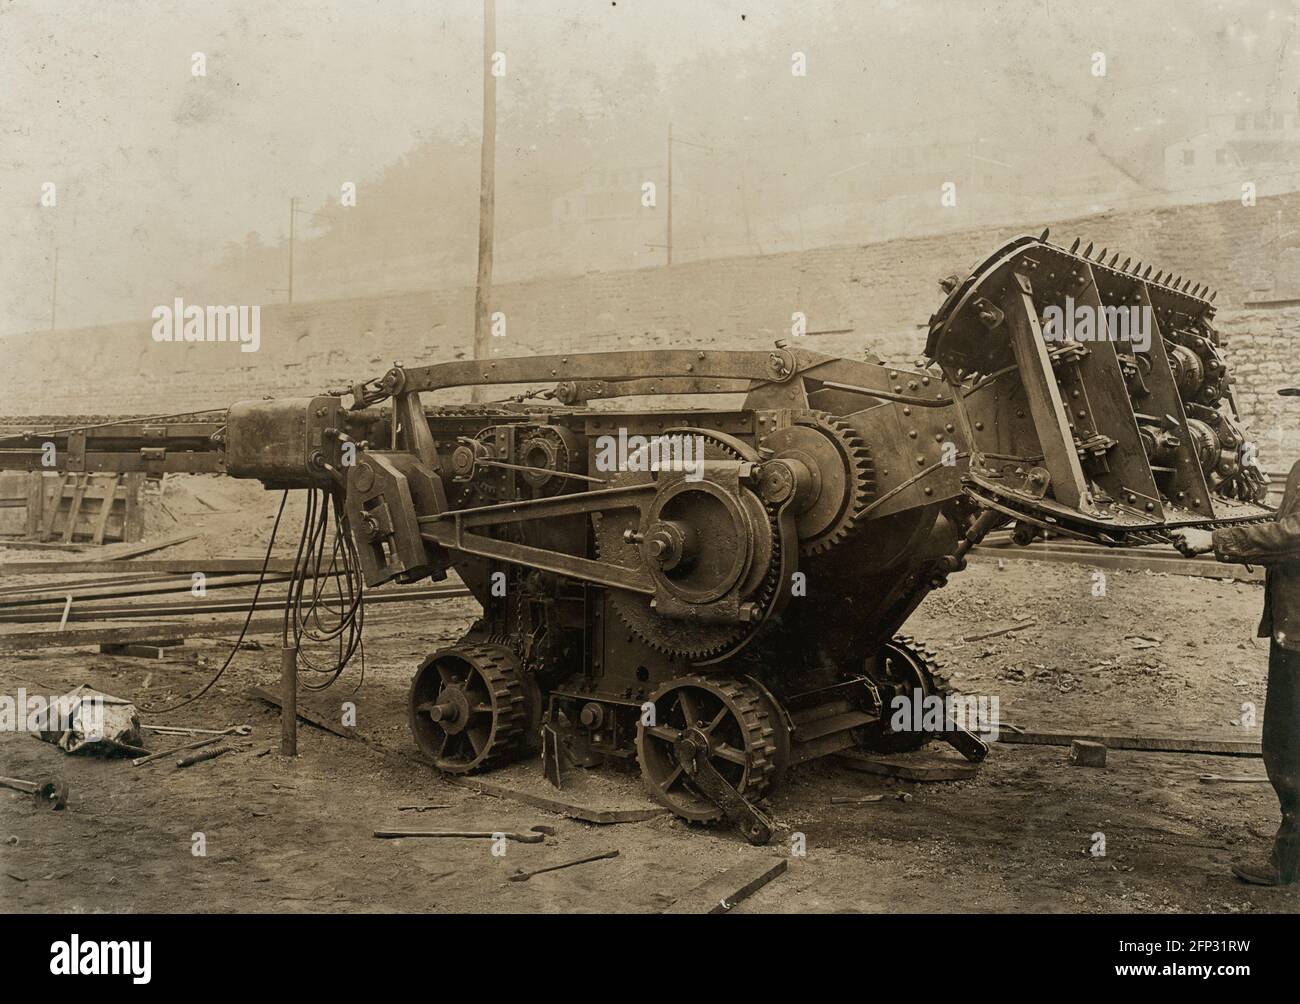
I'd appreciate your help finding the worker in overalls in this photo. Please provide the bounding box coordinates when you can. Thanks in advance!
[1172,387,1300,885]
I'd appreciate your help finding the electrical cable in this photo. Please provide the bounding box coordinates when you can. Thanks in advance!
[139,491,289,715]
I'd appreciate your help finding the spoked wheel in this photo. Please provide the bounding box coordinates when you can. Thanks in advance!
[408,642,525,774]
[635,676,779,822]
[856,635,952,754]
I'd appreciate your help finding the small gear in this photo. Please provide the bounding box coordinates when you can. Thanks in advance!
[759,412,874,556]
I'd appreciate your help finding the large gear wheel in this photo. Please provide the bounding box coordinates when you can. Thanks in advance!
[636,676,781,822]
[408,641,527,773]
[592,432,783,661]
[758,412,873,556]
[856,634,954,755]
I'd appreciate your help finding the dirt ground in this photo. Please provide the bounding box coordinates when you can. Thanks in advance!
[2,475,1298,913]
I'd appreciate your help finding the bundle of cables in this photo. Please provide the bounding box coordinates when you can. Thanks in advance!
[283,486,365,692]
[143,486,364,714]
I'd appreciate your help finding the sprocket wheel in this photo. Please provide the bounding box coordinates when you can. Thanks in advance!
[408,642,527,773]
[636,676,780,822]
[758,412,873,556]
[856,634,953,755]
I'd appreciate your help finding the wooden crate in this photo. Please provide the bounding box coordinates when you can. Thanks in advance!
[0,471,146,543]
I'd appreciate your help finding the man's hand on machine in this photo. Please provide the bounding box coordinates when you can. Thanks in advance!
[1170,528,1216,557]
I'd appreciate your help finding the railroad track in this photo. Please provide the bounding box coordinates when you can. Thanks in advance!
[973,533,1263,581]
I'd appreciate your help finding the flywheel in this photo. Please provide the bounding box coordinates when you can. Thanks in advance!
[408,642,527,773]
[636,675,781,822]
[593,432,783,661]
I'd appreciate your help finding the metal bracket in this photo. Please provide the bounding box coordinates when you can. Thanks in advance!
[675,738,774,845]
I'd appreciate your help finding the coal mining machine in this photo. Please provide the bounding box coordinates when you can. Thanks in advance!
[0,234,1274,843]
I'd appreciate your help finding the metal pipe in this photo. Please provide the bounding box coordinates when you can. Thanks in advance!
[281,643,297,757]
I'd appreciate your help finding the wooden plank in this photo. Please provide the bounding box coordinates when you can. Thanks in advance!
[968,547,1263,582]
[0,540,89,552]
[0,470,28,501]
[836,751,980,781]
[89,531,199,562]
[0,572,288,607]
[0,572,170,597]
[122,473,145,542]
[0,611,412,653]
[997,730,1260,757]
[663,858,788,914]
[90,474,118,544]
[61,474,89,542]
[0,583,467,623]
[0,618,276,653]
[0,558,301,576]
[247,685,357,740]
[0,506,25,537]
[38,474,65,541]
[99,641,184,659]
[25,472,42,539]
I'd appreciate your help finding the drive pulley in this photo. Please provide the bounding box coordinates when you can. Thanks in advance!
[593,432,786,660]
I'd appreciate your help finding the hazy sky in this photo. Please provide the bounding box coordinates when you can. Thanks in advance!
[3,0,1297,336]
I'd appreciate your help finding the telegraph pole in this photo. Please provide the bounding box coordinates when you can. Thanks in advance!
[471,0,497,402]
[666,122,673,265]
[288,196,297,304]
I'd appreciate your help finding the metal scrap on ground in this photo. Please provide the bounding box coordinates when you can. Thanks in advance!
[831,792,913,804]
[373,825,556,843]
[962,619,1036,643]
[508,849,619,882]
[663,858,788,914]
[999,731,1261,757]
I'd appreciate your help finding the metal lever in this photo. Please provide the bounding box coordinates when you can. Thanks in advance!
[674,737,774,846]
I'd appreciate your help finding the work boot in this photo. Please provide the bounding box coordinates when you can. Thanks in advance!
[1231,839,1300,886]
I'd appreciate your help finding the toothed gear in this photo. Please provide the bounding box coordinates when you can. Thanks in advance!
[408,641,527,773]
[856,634,954,754]
[759,412,874,556]
[592,432,784,661]
[636,675,780,822]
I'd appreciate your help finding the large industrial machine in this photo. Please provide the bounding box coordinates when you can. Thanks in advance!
[2,234,1273,842]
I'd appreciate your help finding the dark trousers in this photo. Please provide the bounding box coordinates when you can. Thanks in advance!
[1265,642,1300,856]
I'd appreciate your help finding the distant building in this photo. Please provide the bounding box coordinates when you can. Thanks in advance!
[1164,101,1300,197]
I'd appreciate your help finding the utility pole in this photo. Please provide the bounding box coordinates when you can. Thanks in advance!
[471,0,497,403]
[49,246,58,331]
[666,122,673,265]
[288,196,297,304]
